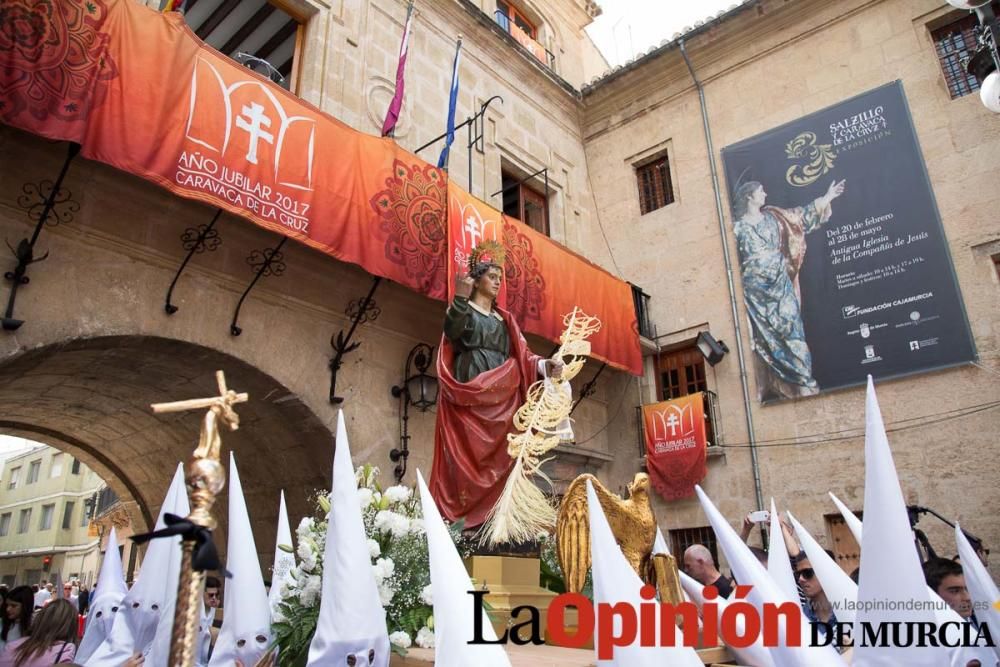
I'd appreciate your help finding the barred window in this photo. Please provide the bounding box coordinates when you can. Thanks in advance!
[636,155,674,214]
[931,13,982,99]
[670,525,719,567]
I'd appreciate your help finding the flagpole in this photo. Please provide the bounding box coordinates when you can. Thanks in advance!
[382,0,415,137]
[438,35,463,172]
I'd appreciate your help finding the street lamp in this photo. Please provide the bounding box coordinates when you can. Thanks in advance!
[695,331,729,367]
[389,343,438,482]
[946,0,1000,111]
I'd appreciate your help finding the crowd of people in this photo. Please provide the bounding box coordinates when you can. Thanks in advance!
[0,578,234,667]
[680,511,992,656]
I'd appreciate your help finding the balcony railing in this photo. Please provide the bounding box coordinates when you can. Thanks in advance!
[630,283,654,340]
[636,390,721,458]
[494,11,556,69]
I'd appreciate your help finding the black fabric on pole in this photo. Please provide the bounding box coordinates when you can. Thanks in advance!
[131,513,228,575]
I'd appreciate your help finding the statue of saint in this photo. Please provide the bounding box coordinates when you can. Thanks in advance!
[431,241,561,526]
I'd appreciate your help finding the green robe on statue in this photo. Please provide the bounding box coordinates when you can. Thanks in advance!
[443,296,510,382]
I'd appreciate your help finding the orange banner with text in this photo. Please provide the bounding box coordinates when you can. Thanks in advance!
[0,0,639,373]
[1,0,449,301]
[642,394,708,500]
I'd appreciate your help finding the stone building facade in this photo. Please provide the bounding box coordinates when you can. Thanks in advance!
[0,0,997,576]
[581,0,1000,574]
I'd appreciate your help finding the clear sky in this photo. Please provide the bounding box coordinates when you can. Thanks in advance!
[0,435,42,466]
[586,0,743,68]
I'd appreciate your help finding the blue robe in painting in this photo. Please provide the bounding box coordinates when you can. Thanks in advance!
[734,200,831,398]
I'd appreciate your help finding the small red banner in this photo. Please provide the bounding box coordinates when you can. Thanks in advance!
[642,394,708,500]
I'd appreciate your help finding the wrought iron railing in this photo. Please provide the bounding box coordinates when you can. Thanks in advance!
[636,390,721,458]
[493,10,556,68]
[630,283,653,340]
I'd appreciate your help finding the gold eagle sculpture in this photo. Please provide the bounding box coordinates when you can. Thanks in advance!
[556,472,656,594]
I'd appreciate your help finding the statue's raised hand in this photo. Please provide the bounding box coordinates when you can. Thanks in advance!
[455,271,475,299]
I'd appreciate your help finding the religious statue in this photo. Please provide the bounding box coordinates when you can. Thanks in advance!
[556,472,684,606]
[731,178,846,401]
[430,240,562,527]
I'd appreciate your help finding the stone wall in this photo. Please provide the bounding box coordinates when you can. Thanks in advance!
[581,0,1000,573]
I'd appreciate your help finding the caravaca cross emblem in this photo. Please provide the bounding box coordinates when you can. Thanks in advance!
[785,131,837,187]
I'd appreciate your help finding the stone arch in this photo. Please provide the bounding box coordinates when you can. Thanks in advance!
[0,335,333,569]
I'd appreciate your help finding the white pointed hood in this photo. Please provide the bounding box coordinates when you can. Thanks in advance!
[695,485,843,666]
[86,464,189,666]
[306,412,389,667]
[853,376,950,666]
[653,526,669,555]
[679,569,775,667]
[268,490,296,618]
[956,524,1000,663]
[767,500,798,605]
[145,463,198,667]
[77,526,128,663]
[208,453,272,666]
[587,481,702,666]
[787,512,857,625]
[828,493,863,546]
[828,486,988,666]
[416,469,511,667]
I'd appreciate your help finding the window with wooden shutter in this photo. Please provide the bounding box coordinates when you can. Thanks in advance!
[636,155,675,214]
[656,345,717,446]
[501,171,549,236]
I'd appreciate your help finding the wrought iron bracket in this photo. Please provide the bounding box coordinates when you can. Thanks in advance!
[569,362,607,416]
[3,142,81,331]
[229,237,287,336]
[414,95,502,191]
[329,276,383,404]
[164,209,224,314]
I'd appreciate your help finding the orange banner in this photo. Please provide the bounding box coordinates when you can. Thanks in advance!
[1,0,640,373]
[642,394,708,500]
[446,183,508,306]
[445,184,641,373]
[498,212,642,374]
[2,0,448,300]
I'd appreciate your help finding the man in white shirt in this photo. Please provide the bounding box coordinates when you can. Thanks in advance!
[33,581,51,609]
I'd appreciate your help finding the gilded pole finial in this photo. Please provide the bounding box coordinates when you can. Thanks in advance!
[150,370,248,666]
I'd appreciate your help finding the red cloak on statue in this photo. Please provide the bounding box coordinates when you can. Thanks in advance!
[430,305,541,527]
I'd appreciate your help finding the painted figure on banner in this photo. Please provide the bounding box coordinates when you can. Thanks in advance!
[731,178,846,401]
[432,240,562,526]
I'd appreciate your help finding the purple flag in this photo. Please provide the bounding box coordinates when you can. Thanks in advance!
[382,1,414,137]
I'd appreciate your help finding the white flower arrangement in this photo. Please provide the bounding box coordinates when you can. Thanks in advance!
[273,464,473,663]
[415,625,435,648]
[388,630,412,649]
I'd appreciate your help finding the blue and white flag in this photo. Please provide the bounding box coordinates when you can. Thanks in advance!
[437,36,463,170]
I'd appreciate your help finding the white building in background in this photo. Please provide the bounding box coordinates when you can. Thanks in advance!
[0,442,105,587]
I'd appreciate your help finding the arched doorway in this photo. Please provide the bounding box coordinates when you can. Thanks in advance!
[0,335,333,571]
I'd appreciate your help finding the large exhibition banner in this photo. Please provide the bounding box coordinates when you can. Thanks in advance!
[721,82,976,403]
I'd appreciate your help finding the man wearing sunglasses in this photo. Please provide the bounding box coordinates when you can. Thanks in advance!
[794,552,841,646]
